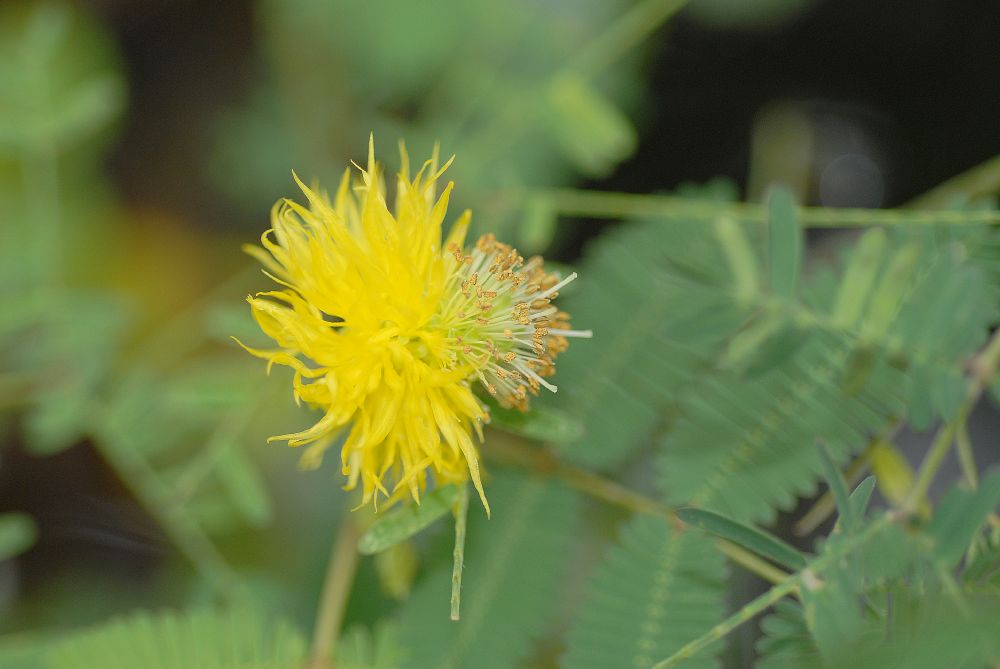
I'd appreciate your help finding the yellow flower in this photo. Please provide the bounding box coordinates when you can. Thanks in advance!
[240,138,589,513]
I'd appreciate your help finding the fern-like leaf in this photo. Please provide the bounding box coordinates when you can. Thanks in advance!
[660,331,908,524]
[562,515,726,669]
[554,206,756,470]
[46,608,306,669]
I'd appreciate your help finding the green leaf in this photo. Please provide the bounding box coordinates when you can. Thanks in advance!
[485,396,583,444]
[677,507,807,570]
[47,608,306,669]
[800,563,864,662]
[519,194,558,254]
[847,476,876,521]
[358,485,460,555]
[817,441,858,533]
[742,317,807,378]
[713,214,760,305]
[720,307,789,370]
[563,515,726,669]
[840,344,878,396]
[336,622,403,669]
[556,212,755,469]
[861,242,921,340]
[0,634,49,669]
[661,333,908,525]
[757,600,819,669]
[766,186,801,300]
[397,472,579,669]
[215,443,273,527]
[0,2,124,151]
[830,228,886,328]
[927,471,1000,568]
[546,74,638,178]
[0,512,38,560]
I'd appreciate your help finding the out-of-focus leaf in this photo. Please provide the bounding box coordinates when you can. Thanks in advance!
[927,471,1000,568]
[766,186,801,300]
[678,507,807,570]
[0,2,124,151]
[518,194,557,254]
[817,441,858,533]
[336,622,403,669]
[47,608,306,669]
[0,512,38,560]
[215,443,273,527]
[861,242,921,340]
[485,396,583,444]
[374,541,419,601]
[714,214,760,305]
[545,74,637,178]
[848,476,876,521]
[830,228,886,328]
[358,485,460,555]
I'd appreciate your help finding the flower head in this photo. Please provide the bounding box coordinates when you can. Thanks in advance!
[240,138,589,513]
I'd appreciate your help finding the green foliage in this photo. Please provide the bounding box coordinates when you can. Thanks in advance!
[484,395,584,445]
[45,608,306,669]
[396,472,579,669]
[553,193,754,470]
[676,507,807,570]
[927,471,1000,568]
[211,0,643,243]
[358,485,460,556]
[0,2,124,153]
[336,623,402,669]
[0,511,37,560]
[563,515,726,669]
[766,186,802,300]
[661,329,906,524]
[4,2,1000,668]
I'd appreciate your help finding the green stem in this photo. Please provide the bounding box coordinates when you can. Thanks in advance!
[96,439,241,597]
[905,153,1000,210]
[649,515,891,669]
[905,417,960,510]
[714,541,790,586]
[483,439,790,585]
[905,328,1000,510]
[541,188,1000,227]
[309,517,361,669]
[451,484,470,621]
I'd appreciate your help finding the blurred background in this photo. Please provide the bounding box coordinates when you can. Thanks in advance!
[2,0,1000,664]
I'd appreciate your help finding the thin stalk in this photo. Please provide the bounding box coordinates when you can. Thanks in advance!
[650,515,891,669]
[486,438,673,519]
[905,328,1000,510]
[484,439,791,586]
[714,541,790,586]
[541,188,1000,227]
[309,517,361,669]
[905,417,960,511]
[905,153,1000,210]
[451,484,470,621]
